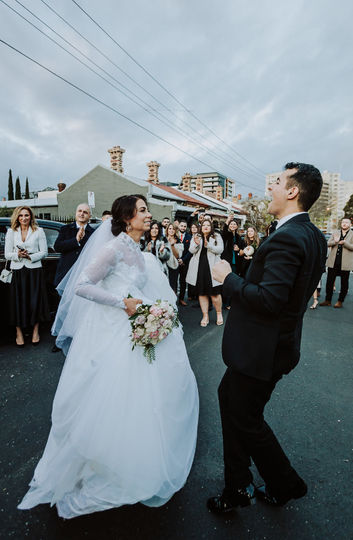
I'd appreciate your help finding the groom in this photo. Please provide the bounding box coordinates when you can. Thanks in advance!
[209,163,327,513]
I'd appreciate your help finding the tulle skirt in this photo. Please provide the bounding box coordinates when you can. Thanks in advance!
[18,277,199,519]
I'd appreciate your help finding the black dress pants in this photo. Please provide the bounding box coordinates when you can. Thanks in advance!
[178,262,189,301]
[218,368,299,494]
[325,266,350,302]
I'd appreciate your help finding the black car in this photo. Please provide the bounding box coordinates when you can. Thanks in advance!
[0,218,66,337]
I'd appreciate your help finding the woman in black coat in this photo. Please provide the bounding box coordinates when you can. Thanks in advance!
[221,217,244,308]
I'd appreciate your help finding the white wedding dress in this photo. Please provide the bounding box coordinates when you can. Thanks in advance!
[18,232,199,519]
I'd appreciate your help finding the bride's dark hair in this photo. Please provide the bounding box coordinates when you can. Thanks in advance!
[111,194,148,237]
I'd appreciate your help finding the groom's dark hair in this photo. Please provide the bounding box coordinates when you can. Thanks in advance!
[111,194,148,237]
[284,162,322,212]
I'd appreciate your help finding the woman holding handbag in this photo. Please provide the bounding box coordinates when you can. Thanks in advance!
[5,206,50,347]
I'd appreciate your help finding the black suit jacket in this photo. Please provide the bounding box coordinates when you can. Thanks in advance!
[222,214,327,381]
[180,232,192,265]
[54,222,95,286]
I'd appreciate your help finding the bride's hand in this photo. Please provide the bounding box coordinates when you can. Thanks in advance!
[124,297,143,316]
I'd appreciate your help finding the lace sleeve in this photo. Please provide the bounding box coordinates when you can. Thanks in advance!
[74,244,128,309]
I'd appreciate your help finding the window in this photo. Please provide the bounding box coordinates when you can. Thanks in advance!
[44,213,51,220]
[43,227,60,253]
[0,224,10,256]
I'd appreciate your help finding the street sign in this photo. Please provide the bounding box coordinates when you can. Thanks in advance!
[88,191,95,208]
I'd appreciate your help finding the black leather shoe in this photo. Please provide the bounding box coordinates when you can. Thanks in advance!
[207,485,256,514]
[52,345,62,353]
[256,478,307,507]
[192,302,200,308]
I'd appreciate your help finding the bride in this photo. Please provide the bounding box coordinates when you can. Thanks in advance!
[18,195,199,519]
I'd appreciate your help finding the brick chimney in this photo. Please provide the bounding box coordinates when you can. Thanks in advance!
[57,182,66,192]
[146,161,161,184]
[238,194,242,201]
[108,146,125,174]
[181,173,191,191]
[195,176,204,192]
[248,193,252,199]
[216,185,223,201]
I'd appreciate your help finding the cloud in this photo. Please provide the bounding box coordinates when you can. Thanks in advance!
[0,0,352,199]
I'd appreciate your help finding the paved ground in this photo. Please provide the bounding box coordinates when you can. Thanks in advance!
[1,275,352,540]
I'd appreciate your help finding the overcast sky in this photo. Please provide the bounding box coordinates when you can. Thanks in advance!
[0,0,352,200]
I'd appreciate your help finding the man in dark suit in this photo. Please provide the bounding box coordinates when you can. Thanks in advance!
[52,204,95,353]
[177,220,192,305]
[208,163,327,514]
[54,204,95,288]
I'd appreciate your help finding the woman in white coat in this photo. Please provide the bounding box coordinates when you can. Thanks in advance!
[5,206,50,346]
[186,219,224,326]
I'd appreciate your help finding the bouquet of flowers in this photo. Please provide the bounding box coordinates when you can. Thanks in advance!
[129,299,180,364]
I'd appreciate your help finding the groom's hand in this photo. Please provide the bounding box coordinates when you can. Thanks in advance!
[212,260,232,284]
[124,297,143,316]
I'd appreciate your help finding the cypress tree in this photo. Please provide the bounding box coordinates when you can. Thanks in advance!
[8,169,14,200]
[25,177,30,199]
[15,176,22,200]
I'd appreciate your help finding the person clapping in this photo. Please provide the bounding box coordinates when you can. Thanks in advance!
[186,220,224,326]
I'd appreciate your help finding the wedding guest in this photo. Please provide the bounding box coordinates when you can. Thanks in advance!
[221,215,244,274]
[54,204,95,287]
[188,223,200,300]
[221,216,244,309]
[52,204,95,353]
[177,220,192,305]
[5,205,50,347]
[309,280,321,309]
[161,217,170,235]
[186,220,224,326]
[166,223,184,292]
[140,220,172,275]
[239,225,260,277]
[102,210,112,222]
[319,217,353,308]
[186,209,210,229]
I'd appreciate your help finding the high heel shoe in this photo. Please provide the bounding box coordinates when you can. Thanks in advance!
[310,300,319,310]
[32,336,40,346]
[16,337,25,347]
[216,312,224,325]
[200,314,209,327]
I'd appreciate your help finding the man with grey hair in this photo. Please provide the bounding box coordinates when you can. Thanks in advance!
[52,204,95,352]
[53,204,94,287]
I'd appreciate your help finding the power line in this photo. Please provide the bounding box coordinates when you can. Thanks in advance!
[38,0,265,181]
[0,39,264,194]
[4,0,265,184]
[71,0,267,176]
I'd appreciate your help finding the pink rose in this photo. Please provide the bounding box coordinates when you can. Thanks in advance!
[150,306,163,317]
[150,330,159,339]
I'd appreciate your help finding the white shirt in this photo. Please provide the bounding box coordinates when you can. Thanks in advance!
[276,212,307,230]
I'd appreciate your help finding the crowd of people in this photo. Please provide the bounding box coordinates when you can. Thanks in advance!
[4,164,353,521]
[138,212,266,327]
[4,204,353,348]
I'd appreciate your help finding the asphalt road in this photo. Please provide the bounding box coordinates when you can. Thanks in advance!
[1,275,352,540]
